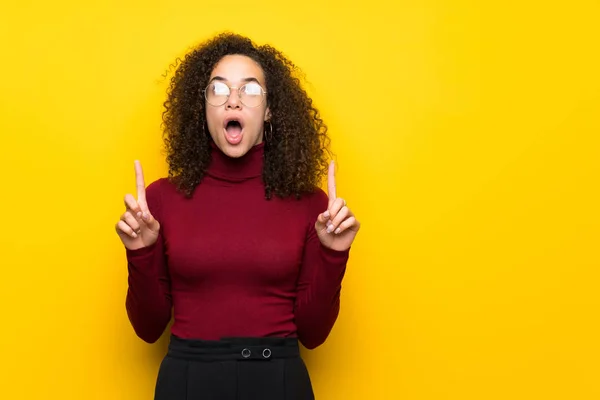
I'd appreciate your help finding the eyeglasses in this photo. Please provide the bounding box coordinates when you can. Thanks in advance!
[203,81,267,108]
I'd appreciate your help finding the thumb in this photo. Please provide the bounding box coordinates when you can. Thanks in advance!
[141,211,160,232]
[315,210,330,232]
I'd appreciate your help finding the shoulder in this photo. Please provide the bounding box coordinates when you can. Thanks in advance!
[307,186,328,207]
[295,186,329,218]
[144,177,180,209]
[145,177,171,197]
[146,177,173,193]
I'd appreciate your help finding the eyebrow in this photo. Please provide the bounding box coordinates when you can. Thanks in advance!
[209,76,261,84]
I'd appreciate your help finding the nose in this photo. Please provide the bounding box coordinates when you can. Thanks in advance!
[225,87,241,109]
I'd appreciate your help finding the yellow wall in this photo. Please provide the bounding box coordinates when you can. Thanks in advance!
[1,1,599,399]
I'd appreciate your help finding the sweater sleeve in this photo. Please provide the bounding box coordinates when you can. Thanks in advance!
[294,188,350,349]
[124,179,172,344]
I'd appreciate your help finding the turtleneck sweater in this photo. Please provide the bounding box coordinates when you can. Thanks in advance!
[124,141,350,349]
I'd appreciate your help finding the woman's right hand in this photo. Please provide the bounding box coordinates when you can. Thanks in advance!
[115,160,160,250]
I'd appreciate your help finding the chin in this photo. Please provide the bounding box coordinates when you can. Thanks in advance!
[219,141,250,158]
[224,148,247,158]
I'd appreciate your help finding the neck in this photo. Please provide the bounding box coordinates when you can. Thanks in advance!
[206,140,265,183]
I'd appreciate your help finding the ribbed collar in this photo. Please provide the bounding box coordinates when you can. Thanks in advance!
[205,140,265,183]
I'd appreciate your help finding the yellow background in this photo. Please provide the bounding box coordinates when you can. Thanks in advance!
[1,1,599,399]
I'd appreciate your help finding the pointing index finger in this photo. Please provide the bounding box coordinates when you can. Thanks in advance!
[134,160,147,209]
[328,160,336,206]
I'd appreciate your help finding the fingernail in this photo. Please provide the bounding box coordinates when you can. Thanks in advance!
[132,232,138,238]
[137,211,142,218]
[142,212,148,220]
[334,228,341,234]
[323,211,330,219]
[327,225,334,233]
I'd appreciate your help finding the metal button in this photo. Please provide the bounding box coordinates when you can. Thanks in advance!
[262,348,272,359]
[242,348,251,358]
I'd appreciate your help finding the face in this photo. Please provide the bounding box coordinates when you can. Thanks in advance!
[205,54,271,158]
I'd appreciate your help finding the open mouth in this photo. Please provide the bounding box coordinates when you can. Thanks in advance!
[224,118,243,145]
[226,120,242,131]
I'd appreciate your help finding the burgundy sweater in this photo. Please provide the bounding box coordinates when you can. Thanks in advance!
[125,141,349,349]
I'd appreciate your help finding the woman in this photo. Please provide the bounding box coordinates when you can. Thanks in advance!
[115,32,360,399]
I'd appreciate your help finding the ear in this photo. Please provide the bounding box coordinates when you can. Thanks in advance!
[264,107,272,122]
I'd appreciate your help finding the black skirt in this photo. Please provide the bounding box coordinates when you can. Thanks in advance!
[154,334,315,400]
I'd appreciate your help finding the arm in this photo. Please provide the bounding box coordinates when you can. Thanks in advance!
[294,189,350,349]
[124,179,172,343]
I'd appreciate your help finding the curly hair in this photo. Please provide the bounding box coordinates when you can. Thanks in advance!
[160,32,332,200]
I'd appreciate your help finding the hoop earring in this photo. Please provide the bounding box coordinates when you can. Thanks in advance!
[264,121,273,141]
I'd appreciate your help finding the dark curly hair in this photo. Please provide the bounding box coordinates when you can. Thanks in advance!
[160,32,332,199]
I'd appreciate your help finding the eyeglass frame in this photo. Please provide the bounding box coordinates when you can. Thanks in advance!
[202,80,268,108]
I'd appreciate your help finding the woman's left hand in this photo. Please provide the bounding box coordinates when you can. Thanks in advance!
[315,161,360,251]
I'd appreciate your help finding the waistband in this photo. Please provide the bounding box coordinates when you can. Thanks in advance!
[167,334,301,362]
